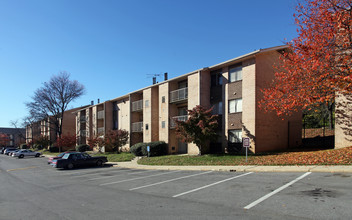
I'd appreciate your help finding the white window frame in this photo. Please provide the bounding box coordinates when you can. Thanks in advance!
[229,99,242,113]
[228,129,242,143]
[229,66,242,82]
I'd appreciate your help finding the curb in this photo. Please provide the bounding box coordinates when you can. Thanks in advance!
[111,162,352,173]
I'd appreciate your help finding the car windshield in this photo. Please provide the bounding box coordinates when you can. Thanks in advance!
[62,154,70,159]
[57,152,65,157]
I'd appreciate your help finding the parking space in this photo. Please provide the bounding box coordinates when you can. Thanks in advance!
[1,153,351,219]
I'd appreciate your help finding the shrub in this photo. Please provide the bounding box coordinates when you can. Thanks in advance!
[32,144,44,150]
[130,142,148,156]
[20,144,29,149]
[142,141,168,157]
[76,144,90,152]
[49,145,59,152]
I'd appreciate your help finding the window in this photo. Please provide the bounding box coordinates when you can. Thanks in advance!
[178,107,188,116]
[229,66,242,82]
[178,80,188,89]
[161,121,166,128]
[211,72,223,87]
[145,100,149,107]
[228,130,242,143]
[113,102,118,130]
[162,96,165,103]
[212,102,223,115]
[145,123,149,130]
[229,99,242,113]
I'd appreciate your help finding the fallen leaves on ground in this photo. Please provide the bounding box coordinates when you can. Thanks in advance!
[242,147,352,165]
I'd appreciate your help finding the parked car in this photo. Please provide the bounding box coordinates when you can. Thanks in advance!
[4,148,18,155]
[12,149,42,158]
[47,151,72,164]
[1,147,6,154]
[51,152,108,169]
[9,149,21,157]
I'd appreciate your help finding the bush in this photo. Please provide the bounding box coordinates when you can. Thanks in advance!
[76,144,90,152]
[49,145,59,152]
[130,142,147,156]
[20,144,29,149]
[32,144,44,150]
[142,141,168,157]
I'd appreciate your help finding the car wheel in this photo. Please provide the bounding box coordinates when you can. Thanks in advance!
[67,163,74,169]
[35,153,40,157]
[96,160,103,167]
[19,154,24,159]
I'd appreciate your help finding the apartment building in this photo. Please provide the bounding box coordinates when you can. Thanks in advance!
[26,106,87,144]
[75,45,302,154]
[0,127,26,147]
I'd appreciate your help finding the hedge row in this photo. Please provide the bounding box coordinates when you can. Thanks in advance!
[130,141,168,157]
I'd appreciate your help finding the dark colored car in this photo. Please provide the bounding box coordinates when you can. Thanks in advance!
[51,152,108,169]
[47,151,72,164]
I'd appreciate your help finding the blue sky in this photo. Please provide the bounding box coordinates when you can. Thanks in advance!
[0,0,297,128]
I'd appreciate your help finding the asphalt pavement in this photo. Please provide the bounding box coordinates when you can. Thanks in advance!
[1,154,351,220]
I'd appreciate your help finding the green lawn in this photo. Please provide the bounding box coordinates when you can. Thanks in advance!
[138,154,245,166]
[39,149,135,162]
[93,152,135,162]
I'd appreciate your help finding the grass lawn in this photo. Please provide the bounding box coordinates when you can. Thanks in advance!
[93,152,135,162]
[138,146,352,166]
[39,150,135,162]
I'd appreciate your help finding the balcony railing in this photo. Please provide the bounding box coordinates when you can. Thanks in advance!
[132,122,143,132]
[97,110,104,119]
[170,115,188,128]
[97,127,105,135]
[132,100,143,112]
[170,87,188,103]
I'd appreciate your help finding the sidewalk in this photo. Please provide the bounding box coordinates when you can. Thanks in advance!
[107,158,352,173]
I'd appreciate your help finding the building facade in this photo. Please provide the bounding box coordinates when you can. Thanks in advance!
[75,46,302,154]
[0,127,26,147]
[26,106,87,145]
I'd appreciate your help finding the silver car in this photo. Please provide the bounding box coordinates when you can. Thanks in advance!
[12,150,41,158]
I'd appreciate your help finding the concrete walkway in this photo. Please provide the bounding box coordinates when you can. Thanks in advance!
[107,158,352,173]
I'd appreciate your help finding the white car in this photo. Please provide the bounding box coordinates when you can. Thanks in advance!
[12,150,42,158]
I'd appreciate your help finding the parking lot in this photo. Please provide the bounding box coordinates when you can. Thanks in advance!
[1,154,351,220]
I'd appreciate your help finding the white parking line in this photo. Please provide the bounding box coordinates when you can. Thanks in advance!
[130,171,213,191]
[70,169,128,178]
[244,172,312,210]
[56,168,112,176]
[89,170,155,181]
[100,170,182,186]
[173,172,253,198]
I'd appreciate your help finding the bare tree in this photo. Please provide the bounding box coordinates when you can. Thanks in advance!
[26,71,85,139]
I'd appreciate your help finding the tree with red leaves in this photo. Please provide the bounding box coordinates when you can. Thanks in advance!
[260,0,352,119]
[87,135,104,153]
[104,129,129,153]
[0,133,11,147]
[175,105,218,155]
[88,129,129,153]
[56,134,77,152]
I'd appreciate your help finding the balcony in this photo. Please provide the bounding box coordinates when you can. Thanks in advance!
[170,87,188,103]
[132,100,143,112]
[170,115,188,128]
[80,130,87,137]
[132,122,143,132]
[80,116,86,122]
[97,127,104,135]
[97,110,104,119]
